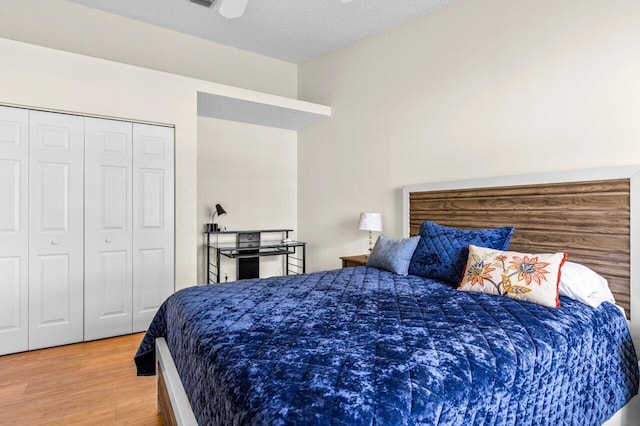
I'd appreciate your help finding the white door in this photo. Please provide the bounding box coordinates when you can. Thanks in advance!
[0,106,29,355]
[132,124,174,332]
[84,118,133,340]
[28,110,84,350]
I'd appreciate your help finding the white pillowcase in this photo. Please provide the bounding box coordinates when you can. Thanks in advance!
[559,261,616,309]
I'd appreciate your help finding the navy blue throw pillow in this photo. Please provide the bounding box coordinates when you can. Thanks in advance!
[408,221,515,284]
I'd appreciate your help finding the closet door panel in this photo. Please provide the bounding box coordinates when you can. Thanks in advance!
[0,106,28,355]
[84,118,133,340]
[133,124,174,332]
[28,111,84,350]
[36,254,72,322]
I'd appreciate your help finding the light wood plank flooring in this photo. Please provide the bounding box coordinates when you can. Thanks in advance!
[0,333,162,425]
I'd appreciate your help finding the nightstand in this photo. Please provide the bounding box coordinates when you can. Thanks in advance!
[340,254,369,268]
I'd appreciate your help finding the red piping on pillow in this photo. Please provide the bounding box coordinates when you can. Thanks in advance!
[555,252,568,307]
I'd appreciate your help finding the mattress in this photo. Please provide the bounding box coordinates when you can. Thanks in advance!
[135,266,639,425]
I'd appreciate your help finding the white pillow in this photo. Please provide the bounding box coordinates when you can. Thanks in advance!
[559,261,616,309]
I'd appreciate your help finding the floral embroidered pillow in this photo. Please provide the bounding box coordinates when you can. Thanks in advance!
[458,245,567,308]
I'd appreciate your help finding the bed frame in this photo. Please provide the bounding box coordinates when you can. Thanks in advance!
[157,165,640,425]
[156,338,197,426]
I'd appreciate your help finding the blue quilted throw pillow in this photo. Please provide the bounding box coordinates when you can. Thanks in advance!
[366,234,420,276]
[408,221,515,283]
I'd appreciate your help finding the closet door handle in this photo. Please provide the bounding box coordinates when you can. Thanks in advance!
[50,240,59,245]
[105,238,112,244]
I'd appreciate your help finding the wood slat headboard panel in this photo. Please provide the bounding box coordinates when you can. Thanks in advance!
[409,179,631,315]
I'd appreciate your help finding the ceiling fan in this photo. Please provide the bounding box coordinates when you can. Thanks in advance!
[191,0,353,19]
[190,0,247,18]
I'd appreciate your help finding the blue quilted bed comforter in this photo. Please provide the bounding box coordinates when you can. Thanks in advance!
[135,267,639,425]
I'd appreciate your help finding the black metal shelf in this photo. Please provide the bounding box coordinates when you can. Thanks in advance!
[205,230,305,284]
[206,228,293,235]
[220,248,296,259]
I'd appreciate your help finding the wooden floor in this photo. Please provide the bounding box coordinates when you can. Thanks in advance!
[0,333,162,425]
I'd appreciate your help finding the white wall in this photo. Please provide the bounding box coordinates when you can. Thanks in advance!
[197,117,297,284]
[297,0,640,272]
[0,37,296,289]
[0,0,296,98]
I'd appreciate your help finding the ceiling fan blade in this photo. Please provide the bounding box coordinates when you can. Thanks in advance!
[190,0,214,7]
[219,0,249,18]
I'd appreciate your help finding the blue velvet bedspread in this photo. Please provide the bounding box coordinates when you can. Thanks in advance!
[135,267,639,425]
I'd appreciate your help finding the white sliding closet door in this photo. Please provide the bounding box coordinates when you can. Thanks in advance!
[132,124,174,332]
[0,106,29,355]
[28,110,84,350]
[84,118,133,340]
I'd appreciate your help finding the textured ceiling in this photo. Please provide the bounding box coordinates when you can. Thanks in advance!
[68,0,459,63]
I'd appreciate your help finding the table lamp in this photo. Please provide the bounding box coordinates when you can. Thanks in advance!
[206,203,227,232]
[358,212,382,252]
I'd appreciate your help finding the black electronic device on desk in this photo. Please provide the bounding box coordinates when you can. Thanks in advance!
[237,232,260,279]
[205,229,306,284]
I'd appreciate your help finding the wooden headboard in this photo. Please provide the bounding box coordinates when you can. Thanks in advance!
[406,175,633,316]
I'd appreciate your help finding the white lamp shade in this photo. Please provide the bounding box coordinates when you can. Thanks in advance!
[358,212,382,232]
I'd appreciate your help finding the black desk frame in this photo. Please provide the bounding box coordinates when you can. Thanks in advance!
[206,229,306,284]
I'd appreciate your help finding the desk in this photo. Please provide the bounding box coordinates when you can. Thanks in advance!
[206,229,306,284]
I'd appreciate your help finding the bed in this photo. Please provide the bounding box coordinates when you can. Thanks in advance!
[136,167,640,425]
